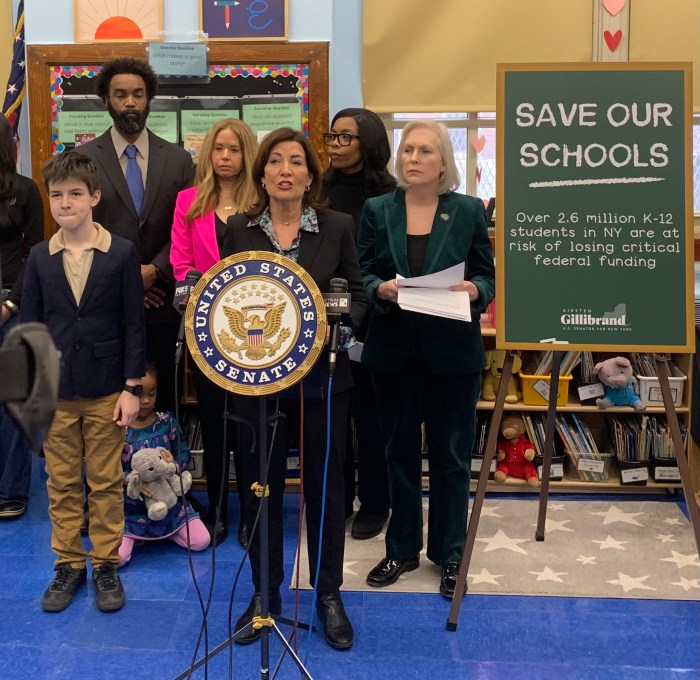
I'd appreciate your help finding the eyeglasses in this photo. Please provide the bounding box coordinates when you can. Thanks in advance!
[322,133,360,146]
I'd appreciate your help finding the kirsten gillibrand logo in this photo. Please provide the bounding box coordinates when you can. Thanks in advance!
[185,252,327,396]
[560,303,629,331]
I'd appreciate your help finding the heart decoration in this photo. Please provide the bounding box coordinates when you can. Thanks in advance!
[604,29,623,52]
[471,135,486,153]
[603,0,625,17]
[476,166,483,184]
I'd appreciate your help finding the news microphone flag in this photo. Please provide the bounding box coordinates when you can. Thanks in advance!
[2,0,25,137]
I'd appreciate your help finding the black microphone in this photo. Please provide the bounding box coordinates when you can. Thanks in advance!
[324,278,350,376]
[173,269,203,313]
[174,270,202,366]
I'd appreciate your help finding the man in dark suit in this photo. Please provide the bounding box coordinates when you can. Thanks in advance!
[80,58,195,411]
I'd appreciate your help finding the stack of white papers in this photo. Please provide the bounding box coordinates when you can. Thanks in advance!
[396,263,471,322]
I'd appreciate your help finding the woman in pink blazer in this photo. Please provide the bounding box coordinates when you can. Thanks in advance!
[171,118,258,546]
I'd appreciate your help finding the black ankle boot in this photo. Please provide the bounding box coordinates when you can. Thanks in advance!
[234,591,282,644]
[316,591,353,650]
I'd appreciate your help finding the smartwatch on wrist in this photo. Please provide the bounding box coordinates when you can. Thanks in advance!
[122,384,143,396]
[3,300,19,315]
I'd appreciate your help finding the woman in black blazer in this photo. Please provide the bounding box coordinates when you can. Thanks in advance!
[222,128,367,650]
[0,112,44,520]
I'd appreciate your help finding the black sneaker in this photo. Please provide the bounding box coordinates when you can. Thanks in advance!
[93,563,125,612]
[42,564,87,612]
[0,500,26,520]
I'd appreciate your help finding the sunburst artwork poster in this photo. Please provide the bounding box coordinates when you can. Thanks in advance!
[74,0,163,43]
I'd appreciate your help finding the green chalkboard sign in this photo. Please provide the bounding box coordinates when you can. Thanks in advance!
[496,63,694,353]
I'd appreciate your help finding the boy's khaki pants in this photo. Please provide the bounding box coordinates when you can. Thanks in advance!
[43,393,124,569]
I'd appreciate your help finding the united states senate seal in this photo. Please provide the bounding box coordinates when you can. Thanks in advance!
[184,251,327,396]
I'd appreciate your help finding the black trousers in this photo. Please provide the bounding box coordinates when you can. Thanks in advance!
[192,363,243,522]
[146,321,179,414]
[345,361,389,513]
[234,391,349,593]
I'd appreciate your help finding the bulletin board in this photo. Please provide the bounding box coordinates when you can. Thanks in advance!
[496,62,694,353]
[26,42,329,236]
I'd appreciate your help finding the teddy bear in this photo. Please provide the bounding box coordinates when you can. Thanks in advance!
[494,415,539,486]
[593,356,644,411]
[481,350,522,403]
[125,447,193,521]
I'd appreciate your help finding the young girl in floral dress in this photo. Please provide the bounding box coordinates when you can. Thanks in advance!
[119,365,210,566]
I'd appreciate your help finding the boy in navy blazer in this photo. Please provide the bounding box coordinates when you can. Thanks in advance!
[20,151,146,613]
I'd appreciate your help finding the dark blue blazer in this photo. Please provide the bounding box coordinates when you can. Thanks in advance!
[20,233,147,400]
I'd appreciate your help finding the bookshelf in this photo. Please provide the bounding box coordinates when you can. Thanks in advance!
[477,320,698,500]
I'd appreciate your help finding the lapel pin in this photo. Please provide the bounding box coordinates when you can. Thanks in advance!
[440,213,450,222]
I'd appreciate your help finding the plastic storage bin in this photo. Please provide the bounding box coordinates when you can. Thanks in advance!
[519,372,572,406]
[637,364,686,407]
[565,450,614,482]
[650,454,681,482]
[188,449,205,479]
[535,454,565,481]
[616,458,649,485]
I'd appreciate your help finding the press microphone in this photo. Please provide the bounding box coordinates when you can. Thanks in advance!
[173,269,203,313]
[324,278,350,376]
[174,269,202,366]
[0,323,60,451]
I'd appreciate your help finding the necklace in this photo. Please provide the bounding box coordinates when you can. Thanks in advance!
[273,213,301,226]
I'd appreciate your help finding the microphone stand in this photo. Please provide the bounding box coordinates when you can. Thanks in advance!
[174,394,314,680]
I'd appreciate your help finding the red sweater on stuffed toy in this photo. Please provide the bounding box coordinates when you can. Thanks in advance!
[494,417,539,486]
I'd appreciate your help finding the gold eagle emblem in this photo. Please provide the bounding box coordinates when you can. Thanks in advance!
[218,301,291,361]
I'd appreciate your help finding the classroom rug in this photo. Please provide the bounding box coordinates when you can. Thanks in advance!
[291,499,700,600]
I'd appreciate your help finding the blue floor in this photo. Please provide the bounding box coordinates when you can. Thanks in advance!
[1,464,699,680]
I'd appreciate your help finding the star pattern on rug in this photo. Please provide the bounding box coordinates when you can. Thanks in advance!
[592,535,627,550]
[468,568,503,585]
[342,560,360,577]
[654,533,677,543]
[475,529,529,554]
[672,576,700,591]
[528,566,567,582]
[480,505,503,518]
[664,518,684,526]
[531,518,574,533]
[590,504,644,527]
[660,551,700,569]
[576,555,597,565]
[548,503,565,512]
[607,572,655,593]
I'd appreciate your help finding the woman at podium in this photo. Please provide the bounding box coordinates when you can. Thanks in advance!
[222,127,367,650]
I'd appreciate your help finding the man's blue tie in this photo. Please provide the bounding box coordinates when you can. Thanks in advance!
[124,144,144,215]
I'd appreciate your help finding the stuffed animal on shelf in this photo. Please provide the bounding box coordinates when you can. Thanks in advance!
[125,447,192,521]
[494,415,539,486]
[481,350,522,403]
[593,356,644,411]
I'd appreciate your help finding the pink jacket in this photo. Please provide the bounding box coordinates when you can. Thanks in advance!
[170,186,222,281]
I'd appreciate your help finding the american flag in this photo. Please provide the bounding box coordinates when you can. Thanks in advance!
[2,0,25,136]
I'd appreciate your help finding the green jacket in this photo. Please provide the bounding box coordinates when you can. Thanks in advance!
[357,189,494,374]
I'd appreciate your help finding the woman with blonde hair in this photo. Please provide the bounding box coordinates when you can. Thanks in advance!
[358,119,494,597]
[171,117,258,546]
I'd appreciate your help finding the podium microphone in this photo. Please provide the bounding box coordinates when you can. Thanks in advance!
[324,277,350,376]
[174,269,202,366]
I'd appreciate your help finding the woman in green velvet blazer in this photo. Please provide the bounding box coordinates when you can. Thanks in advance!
[357,120,494,598]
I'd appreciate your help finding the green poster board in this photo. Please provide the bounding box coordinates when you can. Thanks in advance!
[496,63,694,352]
[241,98,302,136]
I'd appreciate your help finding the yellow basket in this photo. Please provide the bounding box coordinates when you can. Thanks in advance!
[518,372,572,406]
